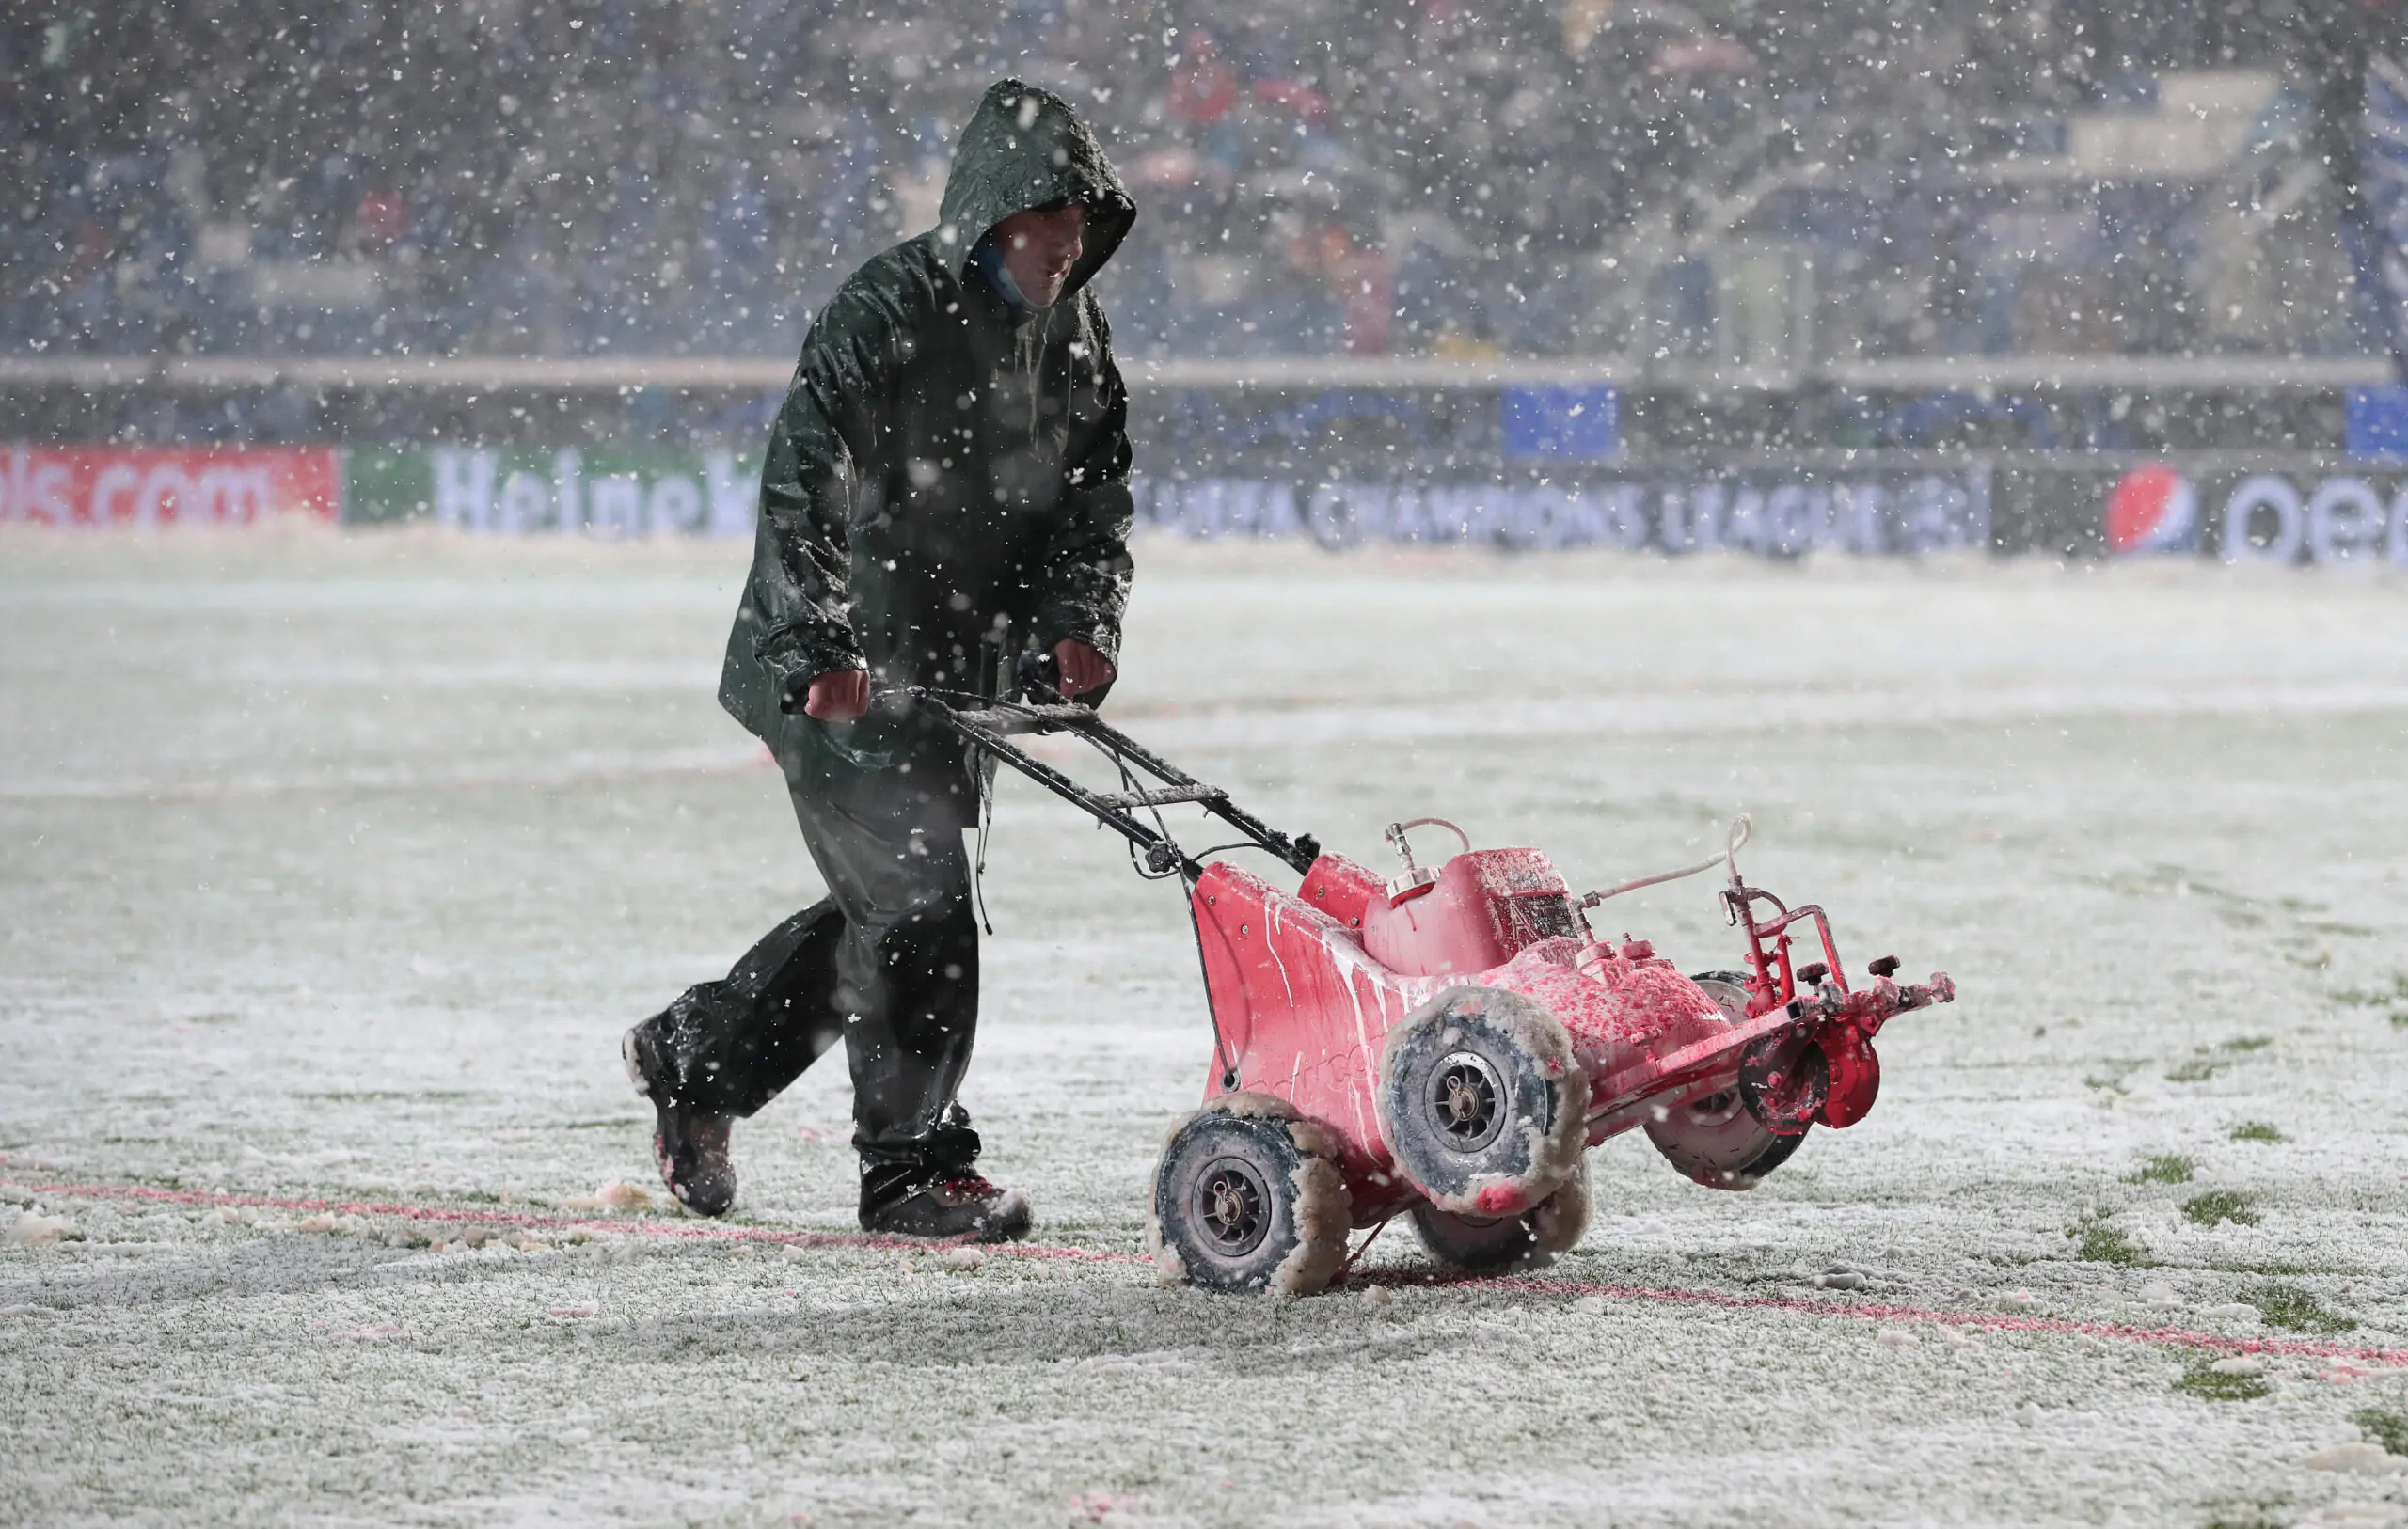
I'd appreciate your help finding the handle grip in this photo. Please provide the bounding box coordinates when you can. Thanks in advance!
[1015,647,1065,703]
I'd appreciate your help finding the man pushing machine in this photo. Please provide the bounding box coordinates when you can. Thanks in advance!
[623,81,1137,1240]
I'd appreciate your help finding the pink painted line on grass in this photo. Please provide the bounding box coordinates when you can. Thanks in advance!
[0,1173,1139,1269]
[10,1169,2405,1365]
[1475,1273,2408,1366]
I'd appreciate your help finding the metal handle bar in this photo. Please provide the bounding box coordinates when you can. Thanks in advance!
[899,686,1319,879]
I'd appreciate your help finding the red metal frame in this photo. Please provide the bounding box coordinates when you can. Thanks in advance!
[1723,882,1847,1017]
[1190,842,1953,1224]
[906,682,1954,1226]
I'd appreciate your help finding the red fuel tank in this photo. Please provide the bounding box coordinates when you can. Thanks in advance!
[1360,849,1579,978]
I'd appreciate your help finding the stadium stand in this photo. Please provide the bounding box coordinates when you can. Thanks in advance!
[1,0,2394,458]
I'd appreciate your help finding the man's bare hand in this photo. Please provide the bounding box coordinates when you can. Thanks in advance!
[801,669,872,719]
[1053,639,1117,699]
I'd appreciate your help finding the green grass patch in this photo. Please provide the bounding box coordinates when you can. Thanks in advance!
[2305,920,2379,938]
[2127,1154,2196,1185]
[2166,1054,2225,1083]
[2204,1258,2341,1277]
[2355,1407,2408,1457]
[2082,1060,2145,1094]
[2249,1284,2356,1335]
[297,1089,481,1102]
[2175,1362,2271,1401]
[2067,1215,2153,1267]
[2334,974,2408,1007]
[2229,1121,2285,1143]
[2391,1009,2408,1030]
[2220,1036,2273,1053]
[2182,1190,2260,1227]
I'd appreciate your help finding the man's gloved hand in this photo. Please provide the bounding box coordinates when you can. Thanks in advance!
[796,669,871,720]
[1053,638,1117,700]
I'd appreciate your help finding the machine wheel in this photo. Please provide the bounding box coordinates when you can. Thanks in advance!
[1149,1094,1352,1296]
[1378,987,1589,1219]
[1410,1159,1592,1272]
[1646,971,1811,1189]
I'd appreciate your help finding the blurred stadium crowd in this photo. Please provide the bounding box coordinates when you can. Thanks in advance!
[1,0,2388,368]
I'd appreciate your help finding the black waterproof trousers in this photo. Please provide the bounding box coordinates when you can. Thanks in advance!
[630,729,984,1212]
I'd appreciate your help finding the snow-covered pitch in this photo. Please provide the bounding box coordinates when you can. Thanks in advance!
[6,529,2408,1527]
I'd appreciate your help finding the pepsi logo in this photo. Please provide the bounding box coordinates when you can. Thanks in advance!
[2104,464,2197,553]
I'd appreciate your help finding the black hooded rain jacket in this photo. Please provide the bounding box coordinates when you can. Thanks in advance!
[721,79,1138,827]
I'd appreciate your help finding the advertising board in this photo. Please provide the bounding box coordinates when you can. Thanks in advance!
[342,448,759,534]
[1136,468,1992,554]
[0,447,341,526]
[10,442,2408,570]
[2095,463,2408,566]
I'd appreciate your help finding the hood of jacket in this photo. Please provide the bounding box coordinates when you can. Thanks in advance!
[934,79,1135,300]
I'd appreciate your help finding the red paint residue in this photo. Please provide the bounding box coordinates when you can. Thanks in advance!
[1549,947,1719,1049]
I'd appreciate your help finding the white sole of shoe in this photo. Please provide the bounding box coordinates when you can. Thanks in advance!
[620,1028,652,1100]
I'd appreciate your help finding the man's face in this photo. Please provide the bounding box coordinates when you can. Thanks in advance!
[992,203,1087,307]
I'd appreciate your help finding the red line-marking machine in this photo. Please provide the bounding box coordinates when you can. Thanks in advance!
[911,667,1954,1294]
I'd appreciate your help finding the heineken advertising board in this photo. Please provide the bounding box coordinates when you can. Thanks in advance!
[342,448,761,536]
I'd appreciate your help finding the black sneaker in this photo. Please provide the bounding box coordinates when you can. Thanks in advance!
[862,1174,1032,1242]
[622,1025,737,1218]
